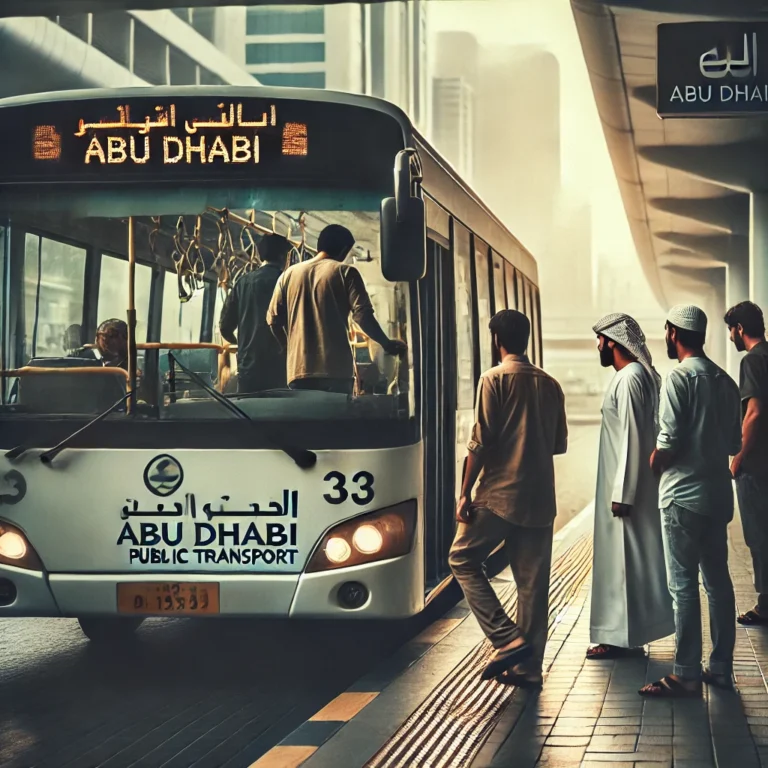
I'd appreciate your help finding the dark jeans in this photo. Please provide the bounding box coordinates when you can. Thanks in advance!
[449,507,553,673]
[736,473,768,603]
[661,504,735,680]
[289,377,353,396]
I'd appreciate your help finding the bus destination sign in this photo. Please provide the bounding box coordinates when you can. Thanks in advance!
[32,101,307,167]
[0,95,403,185]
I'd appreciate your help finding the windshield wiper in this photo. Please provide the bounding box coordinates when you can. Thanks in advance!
[167,352,317,470]
[6,391,132,465]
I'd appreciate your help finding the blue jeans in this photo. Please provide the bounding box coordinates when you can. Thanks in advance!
[735,473,768,601]
[661,504,735,680]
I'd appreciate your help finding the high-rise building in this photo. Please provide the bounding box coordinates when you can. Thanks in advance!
[243,2,430,134]
[474,46,560,256]
[432,32,478,181]
[432,77,473,181]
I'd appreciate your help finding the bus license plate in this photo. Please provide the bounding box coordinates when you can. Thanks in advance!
[117,583,220,615]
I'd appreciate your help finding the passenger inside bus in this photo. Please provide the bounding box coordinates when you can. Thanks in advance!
[266,224,406,396]
[218,233,292,394]
[75,318,129,369]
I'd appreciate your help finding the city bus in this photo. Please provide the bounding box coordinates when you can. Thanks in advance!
[0,87,542,641]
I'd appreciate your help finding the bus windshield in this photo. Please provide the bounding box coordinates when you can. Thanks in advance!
[0,184,413,424]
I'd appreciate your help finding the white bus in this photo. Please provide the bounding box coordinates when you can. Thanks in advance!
[0,87,542,641]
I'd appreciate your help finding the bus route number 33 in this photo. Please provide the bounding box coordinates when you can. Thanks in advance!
[323,471,374,505]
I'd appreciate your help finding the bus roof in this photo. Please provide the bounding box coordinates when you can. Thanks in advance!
[0,85,414,137]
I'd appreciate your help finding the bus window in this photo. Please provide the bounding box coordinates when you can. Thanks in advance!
[524,278,535,362]
[532,284,543,367]
[97,255,152,343]
[24,234,86,359]
[161,276,205,344]
[491,252,506,313]
[453,223,474,410]
[504,262,517,310]
[473,238,492,373]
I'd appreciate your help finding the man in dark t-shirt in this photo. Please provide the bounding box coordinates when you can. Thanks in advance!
[725,301,768,624]
[220,234,292,394]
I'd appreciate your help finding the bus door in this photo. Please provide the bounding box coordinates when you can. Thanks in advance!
[420,239,457,587]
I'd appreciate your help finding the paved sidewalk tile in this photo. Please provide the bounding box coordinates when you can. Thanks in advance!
[480,514,768,768]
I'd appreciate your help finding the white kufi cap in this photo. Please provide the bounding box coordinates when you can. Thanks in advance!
[667,304,707,334]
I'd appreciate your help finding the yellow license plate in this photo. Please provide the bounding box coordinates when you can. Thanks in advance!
[117,582,220,615]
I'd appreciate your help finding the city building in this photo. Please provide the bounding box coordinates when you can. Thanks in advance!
[243,2,430,134]
[432,77,473,181]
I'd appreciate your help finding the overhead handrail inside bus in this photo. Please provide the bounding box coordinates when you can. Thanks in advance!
[166,352,317,470]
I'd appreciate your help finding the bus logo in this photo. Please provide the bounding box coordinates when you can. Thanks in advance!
[143,455,184,497]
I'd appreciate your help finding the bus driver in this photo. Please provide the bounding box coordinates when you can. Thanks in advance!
[267,224,406,396]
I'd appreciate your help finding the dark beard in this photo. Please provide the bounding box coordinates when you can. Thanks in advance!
[734,332,746,353]
[599,344,614,367]
[666,337,677,360]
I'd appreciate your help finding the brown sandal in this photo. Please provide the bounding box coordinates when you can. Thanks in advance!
[587,644,644,660]
[639,676,701,698]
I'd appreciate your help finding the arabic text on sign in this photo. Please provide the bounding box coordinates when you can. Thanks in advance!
[700,33,758,79]
[73,103,275,137]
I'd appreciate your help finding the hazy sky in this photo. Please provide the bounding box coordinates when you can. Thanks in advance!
[429,0,664,316]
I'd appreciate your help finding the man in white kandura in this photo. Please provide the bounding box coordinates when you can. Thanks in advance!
[587,313,675,660]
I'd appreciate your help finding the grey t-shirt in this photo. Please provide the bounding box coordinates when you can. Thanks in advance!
[657,356,741,517]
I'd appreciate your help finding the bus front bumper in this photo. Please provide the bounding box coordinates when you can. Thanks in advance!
[0,554,424,619]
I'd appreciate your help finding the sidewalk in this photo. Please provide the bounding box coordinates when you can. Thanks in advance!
[475,512,768,768]
[253,507,768,768]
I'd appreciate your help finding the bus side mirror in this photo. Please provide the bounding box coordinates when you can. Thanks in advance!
[380,149,426,282]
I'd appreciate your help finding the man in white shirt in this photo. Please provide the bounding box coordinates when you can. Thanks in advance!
[588,313,673,661]
[640,305,741,699]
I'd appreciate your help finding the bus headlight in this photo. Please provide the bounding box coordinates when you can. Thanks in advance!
[326,537,352,564]
[306,500,417,573]
[0,521,43,571]
[352,525,383,555]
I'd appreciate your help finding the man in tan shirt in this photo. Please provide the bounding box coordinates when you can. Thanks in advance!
[267,224,405,395]
[450,309,567,686]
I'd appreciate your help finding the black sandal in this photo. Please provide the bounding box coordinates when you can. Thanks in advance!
[737,610,768,626]
[495,668,543,689]
[639,676,701,698]
[586,644,644,660]
[702,668,734,690]
[481,643,534,681]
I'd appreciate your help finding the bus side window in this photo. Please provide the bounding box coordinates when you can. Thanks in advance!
[98,254,152,343]
[473,238,492,373]
[453,223,474,411]
[23,233,86,359]
[532,284,543,367]
[504,261,517,311]
[161,274,205,343]
[491,251,506,314]
[524,277,535,363]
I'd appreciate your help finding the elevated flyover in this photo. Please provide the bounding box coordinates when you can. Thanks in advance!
[571,0,768,376]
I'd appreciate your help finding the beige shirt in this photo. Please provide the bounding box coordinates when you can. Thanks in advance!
[267,258,373,384]
[469,356,568,527]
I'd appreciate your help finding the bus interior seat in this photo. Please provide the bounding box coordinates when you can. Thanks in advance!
[158,348,218,394]
[17,358,127,415]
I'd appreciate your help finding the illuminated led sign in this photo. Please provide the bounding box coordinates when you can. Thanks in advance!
[31,101,306,166]
[0,95,404,185]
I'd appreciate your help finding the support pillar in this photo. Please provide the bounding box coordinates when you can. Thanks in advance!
[727,256,750,381]
[750,193,768,309]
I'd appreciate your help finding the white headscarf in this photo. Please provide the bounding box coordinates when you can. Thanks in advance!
[592,313,661,392]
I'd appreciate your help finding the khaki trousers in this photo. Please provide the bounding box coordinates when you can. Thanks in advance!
[449,507,553,672]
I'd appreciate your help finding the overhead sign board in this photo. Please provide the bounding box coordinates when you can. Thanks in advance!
[657,22,768,118]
